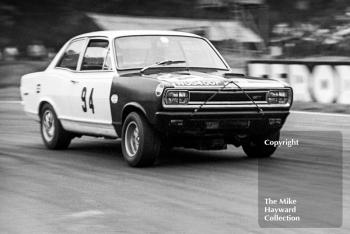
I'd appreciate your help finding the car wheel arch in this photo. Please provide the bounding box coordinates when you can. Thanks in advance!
[38,99,59,119]
[39,101,52,117]
[122,103,149,124]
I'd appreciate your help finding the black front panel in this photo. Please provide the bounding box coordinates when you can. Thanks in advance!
[189,90,268,104]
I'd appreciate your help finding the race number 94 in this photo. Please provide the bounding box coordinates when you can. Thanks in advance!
[81,87,95,114]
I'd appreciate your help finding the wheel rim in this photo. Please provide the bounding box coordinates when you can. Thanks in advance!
[125,121,140,157]
[42,110,55,142]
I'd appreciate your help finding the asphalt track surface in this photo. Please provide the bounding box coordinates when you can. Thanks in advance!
[1,102,349,234]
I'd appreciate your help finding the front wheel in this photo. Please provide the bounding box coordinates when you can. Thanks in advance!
[242,131,280,158]
[121,112,161,167]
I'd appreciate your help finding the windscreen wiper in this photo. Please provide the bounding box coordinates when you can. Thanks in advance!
[140,60,186,74]
[223,72,246,78]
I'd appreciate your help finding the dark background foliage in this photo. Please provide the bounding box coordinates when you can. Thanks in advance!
[1,0,349,52]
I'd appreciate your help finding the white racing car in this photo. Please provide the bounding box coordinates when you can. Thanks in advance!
[21,30,293,167]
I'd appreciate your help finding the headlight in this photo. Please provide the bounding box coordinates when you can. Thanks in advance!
[267,90,290,104]
[164,90,189,105]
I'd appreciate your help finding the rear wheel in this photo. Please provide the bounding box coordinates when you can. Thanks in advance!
[40,103,72,149]
[242,131,280,158]
[121,112,161,167]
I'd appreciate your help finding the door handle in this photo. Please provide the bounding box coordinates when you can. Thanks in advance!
[70,80,79,84]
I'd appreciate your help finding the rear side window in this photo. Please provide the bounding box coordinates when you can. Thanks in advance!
[57,39,85,70]
[81,39,109,71]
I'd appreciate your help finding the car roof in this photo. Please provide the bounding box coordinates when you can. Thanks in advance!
[72,30,202,40]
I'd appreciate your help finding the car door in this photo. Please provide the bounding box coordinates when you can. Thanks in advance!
[68,37,117,137]
[51,37,87,121]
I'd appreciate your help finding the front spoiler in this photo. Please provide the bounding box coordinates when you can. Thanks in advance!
[155,110,290,119]
[154,110,290,136]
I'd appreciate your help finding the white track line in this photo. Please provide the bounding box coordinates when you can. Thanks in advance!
[0,100,349,117]
[291,110,350,118]
[66,210,104,219]
[0,100,22,104]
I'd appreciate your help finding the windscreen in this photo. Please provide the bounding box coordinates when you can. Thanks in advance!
[114,36,228,70]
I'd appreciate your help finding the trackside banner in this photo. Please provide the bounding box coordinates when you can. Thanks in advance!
[247,60,350,104]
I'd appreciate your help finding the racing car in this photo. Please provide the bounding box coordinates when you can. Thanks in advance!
[21,30,293,167]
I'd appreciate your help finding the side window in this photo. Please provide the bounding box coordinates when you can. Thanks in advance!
[57,39,85,70]
[81,39,109,71]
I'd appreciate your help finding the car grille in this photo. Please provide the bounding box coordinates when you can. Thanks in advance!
[189,90,268,105]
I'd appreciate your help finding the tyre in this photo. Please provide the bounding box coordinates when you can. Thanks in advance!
[40,103,72,149]
[121,112,160,167]
[242,131,280,158]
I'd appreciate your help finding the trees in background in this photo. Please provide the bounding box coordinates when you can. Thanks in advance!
[1,0,350,56]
